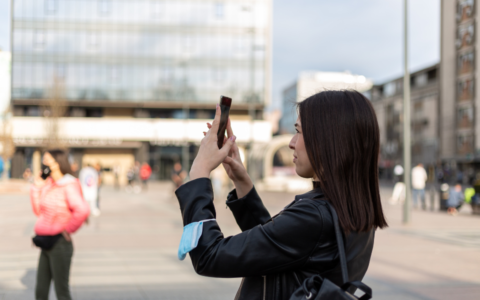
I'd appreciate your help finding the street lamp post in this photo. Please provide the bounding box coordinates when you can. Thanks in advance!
[403,0,412,224]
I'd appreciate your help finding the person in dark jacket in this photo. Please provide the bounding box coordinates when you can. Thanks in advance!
[175,90,388,300]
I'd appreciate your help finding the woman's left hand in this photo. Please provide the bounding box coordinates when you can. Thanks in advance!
[62,230,72,242]
[189,104,236,180]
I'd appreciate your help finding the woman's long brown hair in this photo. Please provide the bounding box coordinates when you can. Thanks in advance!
[47,149,73,176]
[298,90,388,233]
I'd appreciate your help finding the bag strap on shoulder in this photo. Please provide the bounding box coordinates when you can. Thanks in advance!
[322,201,349,285]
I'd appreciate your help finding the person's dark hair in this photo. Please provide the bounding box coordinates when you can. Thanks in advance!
[298,90,388,233]
[46,149,72,176]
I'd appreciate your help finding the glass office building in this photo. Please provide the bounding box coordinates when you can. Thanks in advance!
[11,0,271,107]
[9,0,272,180]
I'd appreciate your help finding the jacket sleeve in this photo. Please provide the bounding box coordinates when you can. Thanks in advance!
[225,186,271,231]
[64,182,90,233]
[30,185,42,216]
[176,178,323,278]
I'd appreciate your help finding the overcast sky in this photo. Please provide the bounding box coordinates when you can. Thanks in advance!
[0,0,440,110]
[273,0,440,109]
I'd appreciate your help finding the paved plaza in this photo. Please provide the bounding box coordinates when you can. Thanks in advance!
[0,180,479,299]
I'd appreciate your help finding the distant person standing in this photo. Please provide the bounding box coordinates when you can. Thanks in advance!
[447,184,464,216]
[134,161,141,183]
[30,149,89,300]
[23,168,33,183]
[171,162,187,189]
[126,166,135,187]
[94,163,103,213]
[412,163,428,209]
[139,162,152,189]
[389,164,405,205]
[113,164,121,190]
[79,165,100,216]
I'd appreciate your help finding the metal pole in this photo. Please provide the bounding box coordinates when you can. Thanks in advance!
[182,103,190,173]
[403,0,412,224]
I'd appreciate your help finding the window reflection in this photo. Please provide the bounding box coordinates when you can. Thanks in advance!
[457,0,474,23]
[458,78,474,101]
[456,24,474,49]
[458,134,474,155]
[458,51,474,74]
[458,106,474,128]
[12,0,269,104]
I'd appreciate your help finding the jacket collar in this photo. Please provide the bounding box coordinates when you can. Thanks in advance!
[54,174,77,186]
[294,187,324,202]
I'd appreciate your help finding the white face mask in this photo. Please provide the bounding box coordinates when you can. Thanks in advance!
[178,219,215,260]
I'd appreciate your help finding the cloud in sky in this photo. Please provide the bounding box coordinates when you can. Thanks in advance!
[0,0,440,109]
[273,0,440,108]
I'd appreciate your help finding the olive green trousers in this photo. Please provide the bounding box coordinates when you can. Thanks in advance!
[35,236,73,300]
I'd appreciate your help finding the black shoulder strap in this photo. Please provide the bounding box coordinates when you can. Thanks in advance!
[323,201,349,284]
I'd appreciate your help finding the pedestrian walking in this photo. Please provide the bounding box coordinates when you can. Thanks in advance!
[447,184,464,216]
[79,165,100,216]
[171,162,187,189]
[30,149,89,300]
[412,163,428,209]
[139,162,152,189]
[126,166,135,186]
[177,90,387,299]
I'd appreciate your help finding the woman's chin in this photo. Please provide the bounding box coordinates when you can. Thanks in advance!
[294,168,310,179]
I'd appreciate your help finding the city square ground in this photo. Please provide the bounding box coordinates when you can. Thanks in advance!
[0,180,479,300]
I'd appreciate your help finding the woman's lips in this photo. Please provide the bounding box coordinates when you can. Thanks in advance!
[293,156,297,163]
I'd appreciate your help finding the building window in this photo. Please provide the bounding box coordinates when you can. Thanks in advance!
[212,68,226,83]
[414,73,428,87]
[458,51,474,74]
[98,0,111,15]
[458,106,474,128]
[215,3,224,19]
[383,82,396,97]
[55,64,67,79]
[457,134,474,155]
[152,1,163,17]
[457,0,474,23]
[458,78,474,101]
[87,32,100,49]
[34,30,46,48]
[109,67,119,82]
[456,24,474,49]
[45,0,57,14]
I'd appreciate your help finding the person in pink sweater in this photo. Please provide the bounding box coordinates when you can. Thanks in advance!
[30,149,89,300]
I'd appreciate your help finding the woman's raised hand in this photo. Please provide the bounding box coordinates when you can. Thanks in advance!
[33,172,46,188]
[205,117,253,198]
[189,104,236,181]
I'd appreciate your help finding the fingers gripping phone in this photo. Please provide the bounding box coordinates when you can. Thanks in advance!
[217,96,232,149]
[40,164,51,180]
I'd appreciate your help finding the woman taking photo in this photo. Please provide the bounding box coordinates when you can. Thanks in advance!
[176,90,388,300]
[31,149,90,300]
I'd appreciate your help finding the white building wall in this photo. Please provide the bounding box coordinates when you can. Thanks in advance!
[5,117,272,146]
[0,52,10,114]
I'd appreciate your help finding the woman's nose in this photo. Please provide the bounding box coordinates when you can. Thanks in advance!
[289,136,296,150]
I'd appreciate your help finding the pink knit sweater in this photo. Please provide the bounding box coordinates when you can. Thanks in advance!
[30,174,90,235]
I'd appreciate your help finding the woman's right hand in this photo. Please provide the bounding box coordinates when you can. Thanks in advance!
[205,119,253,198]
[33,172,46,188]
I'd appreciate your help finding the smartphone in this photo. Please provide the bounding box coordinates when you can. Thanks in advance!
[40,164,51,180]
[217,96,232,149]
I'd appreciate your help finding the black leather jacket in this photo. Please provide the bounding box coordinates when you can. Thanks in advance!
[176,178,375,300]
